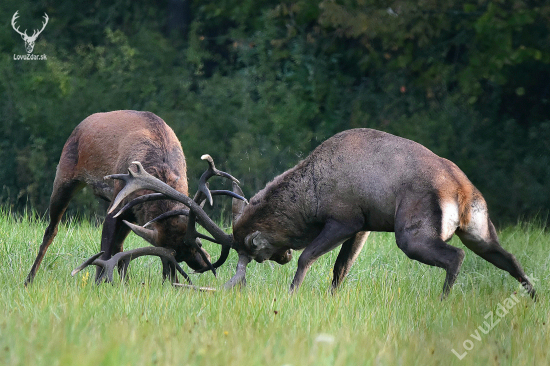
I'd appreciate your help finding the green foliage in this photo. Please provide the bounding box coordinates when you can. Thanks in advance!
[0,0,548,224]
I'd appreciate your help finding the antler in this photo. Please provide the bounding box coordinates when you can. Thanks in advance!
[111,185,244,269]
[11,12,48,40]
[106,161,238,246]
[196,154,240,206]
[11,11,27,38]
[181,156,246,272]
[115,190,243,224]
[112,193,166,218]
[30,13,48,40]
[71,247,192,284]
[136,187,243,273]
[105,157,245,274]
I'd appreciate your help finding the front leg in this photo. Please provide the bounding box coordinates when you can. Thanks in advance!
[332,231,369,291]
[97,211,132,282]
[161,257,178,284]
[224,254,251,289]
[290,219,360,293]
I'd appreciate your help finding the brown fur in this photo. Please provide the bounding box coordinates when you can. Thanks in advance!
[228,128,535,298]
[25,110,211,285]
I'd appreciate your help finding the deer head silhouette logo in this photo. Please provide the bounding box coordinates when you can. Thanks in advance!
[11,11,49,54]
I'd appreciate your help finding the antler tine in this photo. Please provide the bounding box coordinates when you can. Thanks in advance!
[194,237,216,275]
[211,190,248,203]
[212,245,231,269]
[143,209,190,227]
[113,193,166,218]
[72,247,192,285]
[105,163,150,214]
[201,154,240,183]
[197,154,240,206]
[71,252,104,277]
[11,11,27,37]
[33,13,48,37]
[192,245,231,273]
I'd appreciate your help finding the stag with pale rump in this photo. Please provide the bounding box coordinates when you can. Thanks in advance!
[25,110,243,286]
[106,128,536,299]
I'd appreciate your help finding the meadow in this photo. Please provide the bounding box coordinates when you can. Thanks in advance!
[0,208,548,366]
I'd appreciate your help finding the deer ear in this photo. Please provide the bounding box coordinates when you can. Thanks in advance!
[245,231,260,249]
[244,230,270,251]
[252,231,270,250]
[232,182,247,225]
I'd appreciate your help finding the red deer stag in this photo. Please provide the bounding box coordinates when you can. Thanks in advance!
[102,128,536,299]
[25,110,241,285]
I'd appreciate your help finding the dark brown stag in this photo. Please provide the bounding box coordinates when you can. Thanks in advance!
[25,110,241,285]
[104,128,536,299]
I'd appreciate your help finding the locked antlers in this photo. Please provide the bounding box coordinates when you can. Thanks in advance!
[72,155,245,283]
[108,155,244,266]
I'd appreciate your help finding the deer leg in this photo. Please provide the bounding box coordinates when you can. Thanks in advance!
[161,257,178,284]
[394,195,465,300]
[290,219,360,293]
[456,219,535,299]
[25,180,84,285]
[331,231,369,291]
[96,211,132,283]
[396,233,465,300]
[224,253,251,289]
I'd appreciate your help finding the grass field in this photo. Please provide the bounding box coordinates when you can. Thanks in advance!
[0,208,548,366]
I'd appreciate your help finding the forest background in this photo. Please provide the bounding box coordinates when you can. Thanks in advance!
[1,0,549,226]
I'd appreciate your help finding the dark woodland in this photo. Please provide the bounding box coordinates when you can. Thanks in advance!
[1,0,549,225]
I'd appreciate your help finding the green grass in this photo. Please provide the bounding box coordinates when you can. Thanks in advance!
[0,208,548,365]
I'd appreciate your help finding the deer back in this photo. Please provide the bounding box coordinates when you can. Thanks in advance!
[232,128,480,249]
[59,110,188,201]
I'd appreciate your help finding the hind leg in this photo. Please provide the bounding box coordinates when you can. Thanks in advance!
[456,218,535,299]
[395,195,466,299]
[331,231,369,291]
[25,180,84,285]
[396,232,465,299]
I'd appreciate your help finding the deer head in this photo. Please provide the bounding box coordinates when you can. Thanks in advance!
[12,11,48,54]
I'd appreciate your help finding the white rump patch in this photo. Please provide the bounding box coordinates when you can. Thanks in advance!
[464,206,490,242]
[440,201,459,241]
